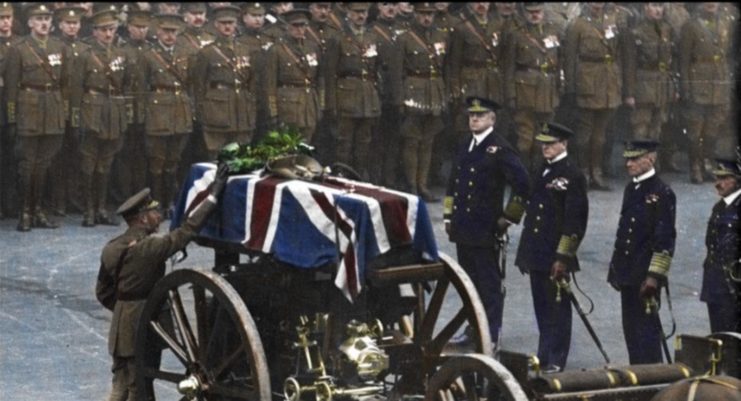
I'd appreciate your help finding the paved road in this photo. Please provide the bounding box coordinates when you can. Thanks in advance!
[0,169,721,400]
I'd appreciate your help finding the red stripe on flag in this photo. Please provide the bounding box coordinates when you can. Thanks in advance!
[245,176,284,250]
[310,189,358,298]
[185,187,211,218]
[321,177,412,245]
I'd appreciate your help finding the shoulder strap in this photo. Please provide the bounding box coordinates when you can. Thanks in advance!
[463,20,495,56]
[373,24,392,43]
[406,29,436,57]
[150,49,185,85]
[279,42,312,79]
[89,49,122,89]
[25,41,58,82]
[210,44,249,82]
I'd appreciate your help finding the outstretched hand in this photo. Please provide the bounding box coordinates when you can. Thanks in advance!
[210,163,231,198]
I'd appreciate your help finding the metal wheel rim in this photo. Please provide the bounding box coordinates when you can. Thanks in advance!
[426,354,529,401]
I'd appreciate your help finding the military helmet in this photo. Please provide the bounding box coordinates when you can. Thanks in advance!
[265,154,324,181]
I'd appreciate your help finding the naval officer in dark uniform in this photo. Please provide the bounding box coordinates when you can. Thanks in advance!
[608,139,676,364]
[515,122,588,372]
[444,96,530,347]
[701,157,741,333]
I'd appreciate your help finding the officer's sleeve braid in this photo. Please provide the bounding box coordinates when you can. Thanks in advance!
[7,101,15,124]
[443,196,453,218]
[648,250,672,278]
[503,195,526,223]
[556,234,580,257]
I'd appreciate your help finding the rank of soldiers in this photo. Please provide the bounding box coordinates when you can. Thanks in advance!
[0,2,736,233]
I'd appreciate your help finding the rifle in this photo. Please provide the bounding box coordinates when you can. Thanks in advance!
[556,279,611,364]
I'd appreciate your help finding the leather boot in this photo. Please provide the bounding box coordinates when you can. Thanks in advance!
[95,172,118,226]
[32,170,58,228]
[81,173,96,227]
[590,168,611,191]
[16,177,33,232]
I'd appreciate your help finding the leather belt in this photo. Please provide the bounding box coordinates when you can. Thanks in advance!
[580,54,614,64]
[210,82,243,90]
[339,71,376,81]
[21,83,60,92]
[638,61,669,72]
[516,64,557,73]
[87,87,122,96]
[152,84,183,93]
[406,71,441,79]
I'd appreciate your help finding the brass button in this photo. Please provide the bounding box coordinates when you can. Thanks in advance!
[534,228,539,233]
[469,181,473,187]
[470,167,475,172]
[536,216,541,221]
[539,204,544,209]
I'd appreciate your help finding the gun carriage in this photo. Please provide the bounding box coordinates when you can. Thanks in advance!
[134,159,740,401]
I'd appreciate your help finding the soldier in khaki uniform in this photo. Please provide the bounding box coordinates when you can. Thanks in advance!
[99,165,228,401]
[111,9,151,207]
[5,4,69,231]
[139,14,194,212]
[192,5,259,159]
[48,6,88,217]
[265,8,324,143]
[564,2,625,190]
[372,2,405,188]
[325,3,382,179]
[504,2,564,171]
[73,7,133,227]
[389,3,448,202]
[0,2,21,219]
[679,2,734,183]
[624,4,675,149]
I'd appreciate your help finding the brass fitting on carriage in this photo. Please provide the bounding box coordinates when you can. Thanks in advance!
[292,315,328,377]
[338,319,389,381]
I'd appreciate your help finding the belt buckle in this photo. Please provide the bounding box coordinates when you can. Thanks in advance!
[658,62,667,72]
[540,63,549,73]
[713,54,721,62]
[174,81,181,95]
[44,83,53,91]
[604,54,613,64]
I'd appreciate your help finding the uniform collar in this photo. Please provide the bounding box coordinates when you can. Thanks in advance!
[723,187,741,206]
[472,126,493,145]
[547,151,568,164]
[632,168,656,183]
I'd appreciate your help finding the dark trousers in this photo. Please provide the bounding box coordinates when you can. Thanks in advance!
[620,286,663,364]
[456,244,503,342]
[530,270,572,369]
[707,299,741,334]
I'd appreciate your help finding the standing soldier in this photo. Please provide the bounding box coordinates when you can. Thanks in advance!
[263,2,293,40]
[515,122,588,373]
[449,3,509,160]
[5,4,69,231]
[73,7,132,227]
[608,140,676,364]
[139,14,194,213]
[389,3,448,202]
[112,9,151,205]
[372,2,405,188]
[679,2,734,183]
[623,3,675,164]
[701,157,741,333]
[49,5,88,217]
[265,8,324,143]
[564,2,625,191]
[192,5,259,159]
[325,3,382,179]
[444,97,529,348]
[0,2,21,219]
[504,2,564,171]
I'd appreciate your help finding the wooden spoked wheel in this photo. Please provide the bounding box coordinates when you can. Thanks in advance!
[134,269,271,400]
[426,354,529,401]
[373,252,493,395]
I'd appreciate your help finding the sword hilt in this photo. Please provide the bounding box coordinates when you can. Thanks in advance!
[644,297,658,314]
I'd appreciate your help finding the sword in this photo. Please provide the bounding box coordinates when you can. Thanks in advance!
[645,297,673,363]
[494,233,509,349]
[556,279,611,364]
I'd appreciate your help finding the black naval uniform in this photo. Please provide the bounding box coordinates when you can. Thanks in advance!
[701,188,741,333]
[608,168,676,364]
[515,149,588,370]
[445,125,529,343]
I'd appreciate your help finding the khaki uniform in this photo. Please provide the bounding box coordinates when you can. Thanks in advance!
[110,38,150,205]
[0,35,22,218]
[389,21,448,197]
[325,23,382,179]
[176,26,215,54]
[139,43,194,206]
[5,35,69,229]
[49,35,89,215]
[237,27,274,142]
[624,18,675,141]
[371,17,405,188]
[564,10,624,186]
[679,11,734,181]
[504,21,564,170]
[101,197,216,401]
[192,36,259,158]
[74,40,132,224]
[265,34,324,142]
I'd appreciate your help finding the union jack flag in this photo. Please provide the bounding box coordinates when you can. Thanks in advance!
[171,163,439,301]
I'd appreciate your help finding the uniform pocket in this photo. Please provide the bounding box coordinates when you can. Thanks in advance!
[201,90,231,129]
[17,90,40,133]
[146,95,174,134]
[515,78,537,109]
[81,94,105,133]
